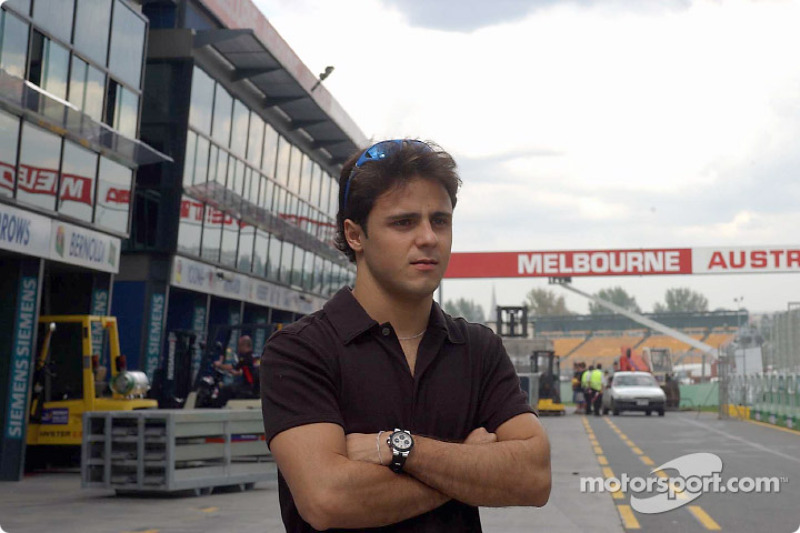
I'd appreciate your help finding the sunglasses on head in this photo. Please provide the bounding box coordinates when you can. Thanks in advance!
[342,139,432,208]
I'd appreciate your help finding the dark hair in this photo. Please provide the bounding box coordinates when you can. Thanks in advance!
[334,140,461,262]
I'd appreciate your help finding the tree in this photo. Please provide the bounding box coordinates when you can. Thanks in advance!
[524,288,572,316]
[653,287,709,313]
[444,298,486,323]
[588,286,641,315]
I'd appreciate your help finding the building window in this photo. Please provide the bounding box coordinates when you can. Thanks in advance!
[0,109,20,199]
[211,84,232,146]
[279,241,293,285]
[28,31,69,100]
[258,175,273,213]
[220,213,238,268]
[312,255,325,295]
[253,229,269,278]
[0,10,29,78]
[201,205,222,263]
[17,122,61,212]
[95,156,132,233]
[247,114,264,168]
[32,0,74,44]
[73,0,112,67]
[230,99,249,158]
[59,140,97,222]
[68,55,105,122]
[105,79,139,138]
[237,220,255,273]
[177,195,203,256]
[262,122,278,176]
[327,173,339,218]
[302,251,314,291]
[182,130,197,187]
[275,135,290,187]
[266,233,280,282]
[107,0,145,88]
[189,67,214,135]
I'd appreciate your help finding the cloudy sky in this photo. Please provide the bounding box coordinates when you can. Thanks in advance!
[255,0,800,316]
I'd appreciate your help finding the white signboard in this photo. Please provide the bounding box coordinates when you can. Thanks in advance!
[49,221,121,273]
[692,245,800,274]
[171,255,325,314]
[0,202,52,259]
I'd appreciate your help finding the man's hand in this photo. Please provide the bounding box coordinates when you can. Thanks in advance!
[464,427,497,445]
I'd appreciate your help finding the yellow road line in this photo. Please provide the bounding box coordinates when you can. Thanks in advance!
[602,466,624,499]
[631,446,643,455]
[617,505,641,529]
[199,506,219,513]
[593,445,604,455]
[640,456,655,466]
[687,505,722,530]
[598,455,608,465]
[602,466,615,478]
[744,418,800,435]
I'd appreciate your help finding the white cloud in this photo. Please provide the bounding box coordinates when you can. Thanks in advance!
[256,0,800,312]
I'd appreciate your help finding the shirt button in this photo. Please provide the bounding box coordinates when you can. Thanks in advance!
[381,327,391,336]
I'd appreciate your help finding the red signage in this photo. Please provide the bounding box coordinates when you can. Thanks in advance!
[445,246,800,278]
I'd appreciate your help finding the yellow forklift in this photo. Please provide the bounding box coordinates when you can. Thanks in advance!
[27,315,157,450]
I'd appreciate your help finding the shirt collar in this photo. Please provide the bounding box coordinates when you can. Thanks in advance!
[324,287,465,345]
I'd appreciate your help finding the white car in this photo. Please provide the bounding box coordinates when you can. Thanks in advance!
[602,371,666,416]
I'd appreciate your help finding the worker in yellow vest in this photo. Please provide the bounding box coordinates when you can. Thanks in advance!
[590,363,604,416]
[582,364,594,415]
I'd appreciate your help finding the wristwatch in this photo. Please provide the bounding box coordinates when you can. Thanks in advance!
[386,429,414,473]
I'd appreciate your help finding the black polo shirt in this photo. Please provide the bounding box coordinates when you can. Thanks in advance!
[261,288,533,532]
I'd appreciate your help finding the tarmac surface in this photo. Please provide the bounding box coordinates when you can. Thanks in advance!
[0,413,623,533]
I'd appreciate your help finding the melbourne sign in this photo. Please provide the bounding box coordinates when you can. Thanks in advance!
[445,246,800,278]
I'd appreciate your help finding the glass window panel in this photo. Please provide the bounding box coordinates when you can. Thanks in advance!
[300,155,314,202]
[177,195,203,256]
[211,84,232,146]
[318,167,330,213]
[302,251,314,291]
[28,33,69,100]
[287,145,302,194]
[279,241,293,285]
[68,56,104,122]
[328,174,339,218]
[74,0,112,66]
[0,11,29,78]
[32,0,74,43]
[201,205,222,263]
[0,109,20,199]
[95,156,132,233]
[259,176,273,211]
[59,140,97,222]
[113,83,138,138]
[182,130,197,187]
[17,122,61,211]
[208,145,227,188]
[220,214,238,268]
[246,114,263,167]
[230,158,245,197]
[308,161,321,208]
[291,246,304,288]
[262,123,278,176]
[193,135,209,187]
[312,254,324,295]
[230,99,248,158]
[267,233,281,282]
[189,67,214,135]
[252,229,268,278]
[108,0,145,88]
[243,166,258,205]
[237,220,255,273]
[274,135,290,186]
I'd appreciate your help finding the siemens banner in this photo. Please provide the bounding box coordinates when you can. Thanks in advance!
[1,260,41,481]
[145,293,166,381]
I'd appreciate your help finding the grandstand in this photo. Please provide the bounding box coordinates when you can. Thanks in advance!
[533,312,742,371]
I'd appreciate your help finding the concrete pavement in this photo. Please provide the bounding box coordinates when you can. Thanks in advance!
[0,413,623,532]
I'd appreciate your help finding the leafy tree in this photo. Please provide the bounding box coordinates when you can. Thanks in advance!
[653,287,709,313]
[525,288,572,316]
[588,286,641,315]
[444,298,486,323]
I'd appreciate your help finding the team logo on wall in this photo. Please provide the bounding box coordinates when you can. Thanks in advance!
[55,225,66,257]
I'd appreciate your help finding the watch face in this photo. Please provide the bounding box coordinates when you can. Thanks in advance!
[390,431,413,452]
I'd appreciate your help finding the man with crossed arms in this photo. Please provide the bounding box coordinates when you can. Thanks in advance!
[261,139,551,531]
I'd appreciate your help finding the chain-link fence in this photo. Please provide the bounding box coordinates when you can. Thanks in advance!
[764,304,800,373]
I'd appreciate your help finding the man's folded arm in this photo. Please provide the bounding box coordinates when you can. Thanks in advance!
[269,422,449,531]
[402,413,551,508]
